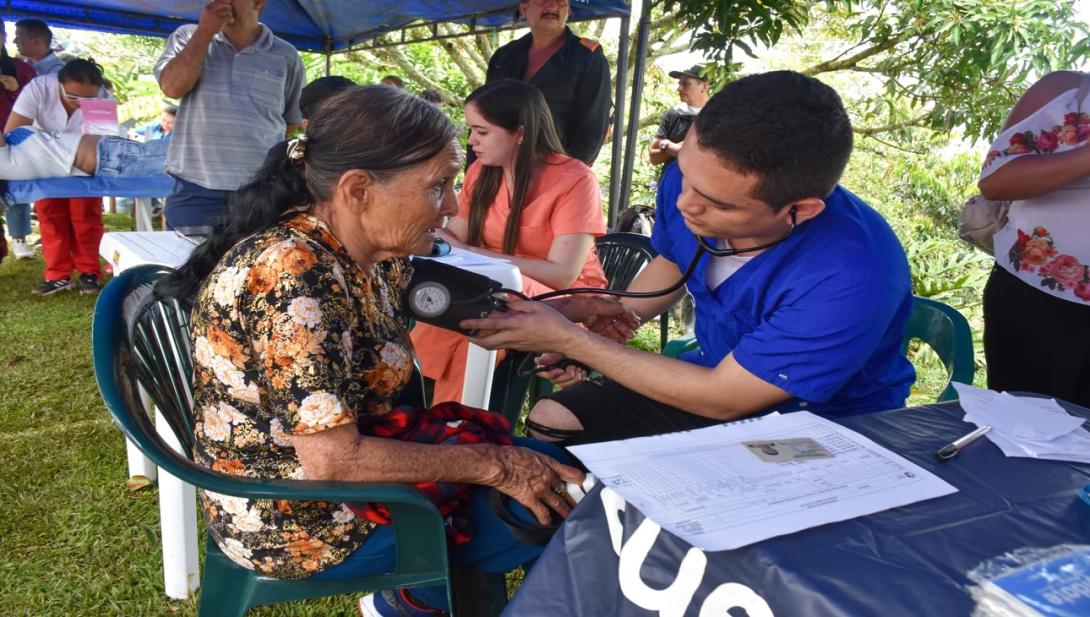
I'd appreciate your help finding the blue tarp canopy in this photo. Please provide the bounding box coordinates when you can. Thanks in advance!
[1,0,630,52]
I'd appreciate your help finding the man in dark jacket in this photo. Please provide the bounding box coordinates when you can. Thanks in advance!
[486,0,612,165]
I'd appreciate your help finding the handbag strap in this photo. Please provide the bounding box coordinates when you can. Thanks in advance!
[1077,73,1090,113]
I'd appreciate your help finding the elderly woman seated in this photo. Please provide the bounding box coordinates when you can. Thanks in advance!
[157,86,621,617]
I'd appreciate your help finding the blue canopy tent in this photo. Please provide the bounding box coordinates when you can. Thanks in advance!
[2,0,650,221]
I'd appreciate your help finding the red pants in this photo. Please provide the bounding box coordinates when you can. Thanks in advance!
[35,197,104,280]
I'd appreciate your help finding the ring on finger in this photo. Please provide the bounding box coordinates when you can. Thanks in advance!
[552,485,566,497]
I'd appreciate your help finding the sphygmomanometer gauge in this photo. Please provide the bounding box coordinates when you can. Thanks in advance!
[408,281,452,318]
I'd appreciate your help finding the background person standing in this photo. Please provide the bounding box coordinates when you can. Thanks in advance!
[485,0,612,166]
[649,65,709,167]
[155,0,305,229]
[0,18,37,260]
[13,19,62,77]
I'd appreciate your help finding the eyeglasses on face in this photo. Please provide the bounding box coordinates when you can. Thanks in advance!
[60,83,103,102]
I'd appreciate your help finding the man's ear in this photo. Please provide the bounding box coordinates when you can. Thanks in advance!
[301,118,309,131]
[333,169,375,215]
[784,197,825,225]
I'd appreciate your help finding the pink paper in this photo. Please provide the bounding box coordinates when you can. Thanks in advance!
[80,99,120,135]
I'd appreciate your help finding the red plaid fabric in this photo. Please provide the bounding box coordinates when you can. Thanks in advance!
[347,402,513,544]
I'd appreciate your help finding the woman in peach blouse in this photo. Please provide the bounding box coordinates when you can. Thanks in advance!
[411,79,607,403]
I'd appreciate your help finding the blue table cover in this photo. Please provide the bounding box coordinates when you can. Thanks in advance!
[506,400,1090,616]
[5,176,173,203]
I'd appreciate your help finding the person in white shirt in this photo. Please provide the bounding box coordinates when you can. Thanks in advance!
[5,58,110,296]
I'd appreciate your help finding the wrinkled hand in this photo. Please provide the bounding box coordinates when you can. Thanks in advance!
[432,227,467,250]
[544,296,639,344]
[534,352,587,388]
[463,300,579,353]
[198,0,234,34]
[0,76,19,92]
[491,446,585,525]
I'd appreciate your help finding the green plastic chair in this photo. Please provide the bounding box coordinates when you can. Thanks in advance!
[91,265,452,617]
[662,295,975,403]
[900,296,975,402]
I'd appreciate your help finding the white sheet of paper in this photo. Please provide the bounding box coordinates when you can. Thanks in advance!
[435,248,511,268]
[569,411,957,552]
[951,383,1090,462]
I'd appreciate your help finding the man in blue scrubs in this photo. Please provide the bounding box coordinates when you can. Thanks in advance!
[464,71,915,445]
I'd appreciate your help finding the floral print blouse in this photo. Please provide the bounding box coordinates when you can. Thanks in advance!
[980,84,1090,304]
[189,212,415,578]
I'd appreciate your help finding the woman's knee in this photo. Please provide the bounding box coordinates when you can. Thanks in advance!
[525,399,583,441]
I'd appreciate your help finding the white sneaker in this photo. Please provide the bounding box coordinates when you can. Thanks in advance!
[357,593,382,617]
[11,239,33,260]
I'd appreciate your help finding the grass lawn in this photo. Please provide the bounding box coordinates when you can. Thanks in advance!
[0,213,356,616]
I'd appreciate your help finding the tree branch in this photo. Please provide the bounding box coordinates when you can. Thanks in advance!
[852,112,930,136]
[369,46,449,93]
[803,38,899,75]
[438,24,489,79]
[474,32,495,60]
[438,36,487,89]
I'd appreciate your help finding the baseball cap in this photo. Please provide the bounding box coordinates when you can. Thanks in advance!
[668,64,707,81]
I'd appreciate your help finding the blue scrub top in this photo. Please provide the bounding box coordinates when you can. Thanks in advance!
[651,163,915,416]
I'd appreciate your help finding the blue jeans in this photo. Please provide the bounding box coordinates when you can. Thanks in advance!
[4,202,31,238]
[164,175,233,230]
[310,438,568,610]
[95,137,169,178]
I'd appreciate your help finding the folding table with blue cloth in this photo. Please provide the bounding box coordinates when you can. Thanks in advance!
[5,176,174,204]
[505,398,1090,617]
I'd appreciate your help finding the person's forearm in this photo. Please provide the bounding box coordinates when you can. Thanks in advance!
[649,139,675,165]
[3,112,31,133]
[559,328,752,420]
[296,425,505,485]
[979,146,1090,201]
[649,148,673,165]
[618,256,687,322]
[158,29,216,98]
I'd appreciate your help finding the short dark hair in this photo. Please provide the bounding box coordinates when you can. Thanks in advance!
[163,104,179,116]
[300,75,355,119]
[419,88,444,105]
[381,75,405,89]
[14,19,51,46]
[694,71,853,210]
[57,58,106,87]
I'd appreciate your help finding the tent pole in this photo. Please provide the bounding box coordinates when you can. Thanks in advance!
[619,0,652,216]
[607,13,631,229]
[325,52,331,76]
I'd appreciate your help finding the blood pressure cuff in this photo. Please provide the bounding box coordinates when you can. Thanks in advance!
[404,258,507,335]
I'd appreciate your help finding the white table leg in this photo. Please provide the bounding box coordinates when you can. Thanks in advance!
[461,343,499,409]
[127,387,158,482]
[134,198,156,232]
[155,408,201,599]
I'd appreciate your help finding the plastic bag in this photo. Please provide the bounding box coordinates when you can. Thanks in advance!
[968,544,1090,616]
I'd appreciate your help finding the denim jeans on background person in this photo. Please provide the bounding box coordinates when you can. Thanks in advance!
[164,175,233,230]
[4,202,32,239]
[95,137,170,178]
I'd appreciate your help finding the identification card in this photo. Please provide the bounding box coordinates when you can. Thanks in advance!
[742,437,833,463]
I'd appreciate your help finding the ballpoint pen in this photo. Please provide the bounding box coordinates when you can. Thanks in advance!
[936,425,992,461]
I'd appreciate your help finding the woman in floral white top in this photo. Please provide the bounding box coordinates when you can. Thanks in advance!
[978,71,1090,407]
[158,86,624,616]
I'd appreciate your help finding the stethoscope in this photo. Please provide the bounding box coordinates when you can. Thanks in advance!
[526,205,799,302]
